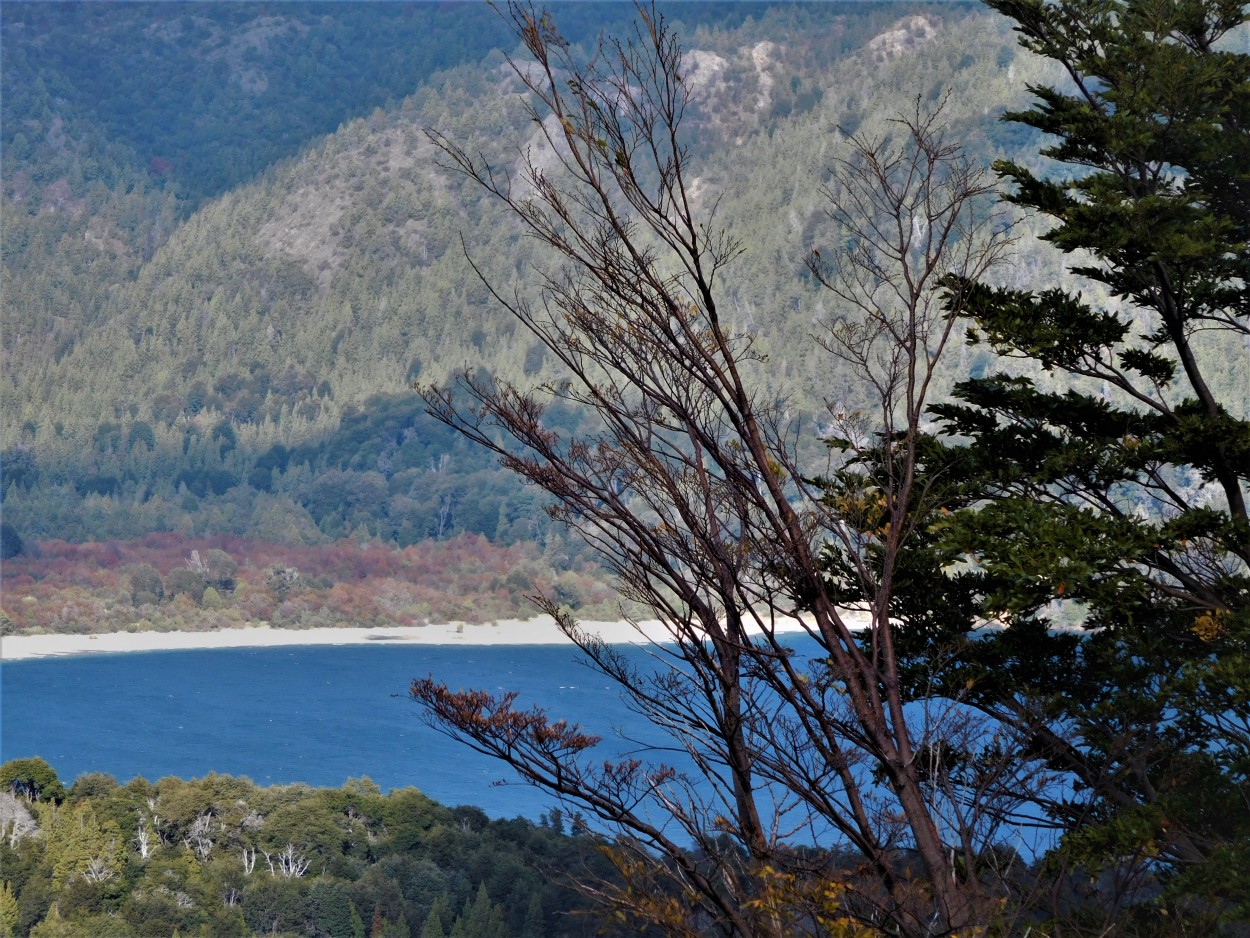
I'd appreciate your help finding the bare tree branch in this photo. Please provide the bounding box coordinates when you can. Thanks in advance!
[413,5,1027,934]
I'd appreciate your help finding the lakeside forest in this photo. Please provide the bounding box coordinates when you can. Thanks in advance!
[3,0,1073,623]
[2,1,1241,631]
[0,758,620,938]
[2,0,1249,936]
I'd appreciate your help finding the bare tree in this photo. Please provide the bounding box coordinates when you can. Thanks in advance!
[182,810,215,862]
[263,844,311,880]
[414,5,1024,934]
[133,813,153,859]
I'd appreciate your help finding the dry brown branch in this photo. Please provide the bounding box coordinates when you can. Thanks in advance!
[412,4,1032,934]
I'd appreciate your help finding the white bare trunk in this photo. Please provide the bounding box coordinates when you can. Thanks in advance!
[134,818,151,859]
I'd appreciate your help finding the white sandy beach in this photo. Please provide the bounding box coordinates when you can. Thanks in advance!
[0,614,825,661]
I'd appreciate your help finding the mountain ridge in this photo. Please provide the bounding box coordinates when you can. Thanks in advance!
[1,2,1153,551]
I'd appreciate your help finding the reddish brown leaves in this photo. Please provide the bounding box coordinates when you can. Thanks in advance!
[410,679,603,757]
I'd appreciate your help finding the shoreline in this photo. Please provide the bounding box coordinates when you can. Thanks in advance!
[0,615,823,661]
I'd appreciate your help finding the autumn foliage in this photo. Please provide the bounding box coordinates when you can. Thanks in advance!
[0,532,621,636]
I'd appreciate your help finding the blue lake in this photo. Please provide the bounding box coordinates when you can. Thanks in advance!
[0,636,1060,859]
[1,642,667,819]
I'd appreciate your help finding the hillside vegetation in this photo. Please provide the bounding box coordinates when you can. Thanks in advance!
[3,2,1061,554]
[4,2,1243,636]
[0,758,621,938]
[0,532,625,637]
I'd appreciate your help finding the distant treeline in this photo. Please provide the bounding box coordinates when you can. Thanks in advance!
[1,393,569,550]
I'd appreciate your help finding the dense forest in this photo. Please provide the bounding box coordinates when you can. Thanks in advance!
[0,1,1086,570]
[0,758,623,938]
[3,1,1248,935]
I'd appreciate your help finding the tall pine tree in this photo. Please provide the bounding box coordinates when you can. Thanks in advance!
[882,0,1249,929]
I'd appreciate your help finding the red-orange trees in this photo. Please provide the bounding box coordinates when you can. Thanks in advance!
[412,4,1026,934]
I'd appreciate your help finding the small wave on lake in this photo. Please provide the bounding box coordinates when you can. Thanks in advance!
[2,643,649,818]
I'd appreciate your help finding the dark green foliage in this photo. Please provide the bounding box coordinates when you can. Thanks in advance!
[0,758,65,804]
[67,773,119,802]
[420,898,449,938]
[381,789,449,854]
[869,0,1250,928]
[1,5,505,211]
[212,421,238,459]
[307,880,362,938]
[201,548,238,592]
[0,521,22,560]
[165,567,206,604]
[174,468,238,499]
[127,422,155,453]
[74,476,120,498]
[127,563,164,605]
[0,766,620,938]
[449,883,506,938]
[520,892,544,938]
[0,451,38,492]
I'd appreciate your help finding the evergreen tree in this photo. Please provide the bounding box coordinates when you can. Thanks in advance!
[0,882,18,938]
[418,897,447,938]
[0,522,22,560]
[449,884,505,938]
[886,0,1249,927]
[127,564,164,605]
[520,891,544,938]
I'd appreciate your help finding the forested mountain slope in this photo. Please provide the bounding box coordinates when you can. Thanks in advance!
[1,1,1182,552]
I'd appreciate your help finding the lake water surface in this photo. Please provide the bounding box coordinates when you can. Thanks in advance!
[2,642,665,818]
[2,636,1060,859]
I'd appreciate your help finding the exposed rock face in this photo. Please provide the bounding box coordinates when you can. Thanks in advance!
[683,49,731,100]
[866,15,937,61]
